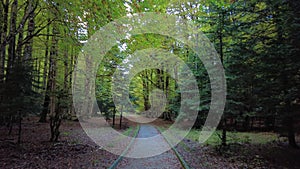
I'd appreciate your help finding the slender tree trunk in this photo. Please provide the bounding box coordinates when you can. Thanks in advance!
[219,9,227,147]
[119,113,122,129]
[63,44,69,115]
[84,54,94,119]
[23,0,37,96]
[36,60,41,89]
[285,104,298,148]
[15,23,24,61]
[8,115,13,135]
[219,10,224,65]
[157,69,167,120]
[287,120,298,148]
[17,111,22,144]
[0,2,3,83]
[49,25,59,141]
[7,0,18,81]
[119,106,123,129]
[40,79,51,122]
[69,48,77,117]
[69,46,74,90]
[23,0,36,63]
[287,1,300,148]
[165,71,171,120]
[273,3,298,148]
[221,120,227,147]
[39,21,50,122]
[0,0,9,83]
[142,71,150,115]
[112,106,116,127]
[43,19,50,91]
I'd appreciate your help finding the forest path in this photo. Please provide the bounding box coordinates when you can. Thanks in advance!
[115,124,184,169]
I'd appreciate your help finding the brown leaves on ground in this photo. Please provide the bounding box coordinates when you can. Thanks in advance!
[0,117,299,169]
[0,118,119,169]
[176,138,300,169]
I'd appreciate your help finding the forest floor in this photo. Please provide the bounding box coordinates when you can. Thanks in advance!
[0,117,299,169]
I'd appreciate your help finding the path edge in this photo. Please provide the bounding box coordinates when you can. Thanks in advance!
[108,125,140,169]
[157,127,191,169]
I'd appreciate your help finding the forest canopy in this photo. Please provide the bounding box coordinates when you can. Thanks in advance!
[0,0,299,147]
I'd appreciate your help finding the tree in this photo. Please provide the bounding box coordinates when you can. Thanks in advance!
[0,0,42,143]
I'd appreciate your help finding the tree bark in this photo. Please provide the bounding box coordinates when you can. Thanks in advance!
[63,43,69,115]
[112,106,116,127]
[119,106,123,129]
[0,1,3,83]
[23,0,36,62]
[7,0,18,81]
[39,80,50,122]
[17,111,22,144]
[49,24,59,141]
[39,20,50,122]
[0,0,9,83]
[219,9,226,147]
[142,71,150,114]
[285,104,298,148]
[287,121,298,148]
[15,22,24,62]
[221,120,227,147]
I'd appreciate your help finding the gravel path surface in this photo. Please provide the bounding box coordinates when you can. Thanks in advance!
[116,125,183,169]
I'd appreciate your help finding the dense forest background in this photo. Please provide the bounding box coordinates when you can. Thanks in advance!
[0,0,299,148]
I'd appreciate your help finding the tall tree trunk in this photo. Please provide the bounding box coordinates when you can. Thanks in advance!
[49,25,59,141]
[36,59,41,89]
[219,9,227,147]
[221,120,227,147]
[7,0,18,81]
[43,19,50,91]
[287,117,298,148]
[63,44,69,115]
[273,3,298,148]
[288,0,299,148]
[157,69,167,120]
[119,106,123,129]
[69,47,76,116]
[69,46,74,90]
[23,0,37,95]
[39,21,50,122]
[16,24,24,62]
[83,53,94,119]
[283,103,298,148]
[17,111,22,144]
[23,0,36,62]
[40,83,50,122]
[0,0,9,83]
[112,106,116,127]
[142,71,150,115]
[165,71,171,120]
[0,1,3,83]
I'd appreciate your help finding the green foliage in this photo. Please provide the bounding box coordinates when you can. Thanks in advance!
[0,61,42,121]
[0,0,298,145]
[186,129,278,146]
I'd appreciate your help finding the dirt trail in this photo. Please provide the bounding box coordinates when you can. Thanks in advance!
[116,125,183,169]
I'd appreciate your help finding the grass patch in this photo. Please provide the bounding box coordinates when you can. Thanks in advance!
[186,129,278,146]
[105,126,136,148]
[122,127,133,136]
[61,131,71,136]
[157,126,278,146]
